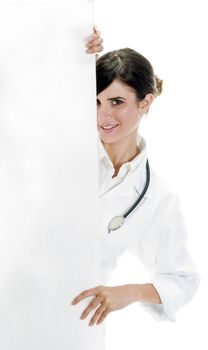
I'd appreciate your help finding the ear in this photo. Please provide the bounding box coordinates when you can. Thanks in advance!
[139,93,155,112]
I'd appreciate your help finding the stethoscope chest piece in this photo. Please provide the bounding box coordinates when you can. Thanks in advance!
[107,159,150,234]
[108,216,124,234]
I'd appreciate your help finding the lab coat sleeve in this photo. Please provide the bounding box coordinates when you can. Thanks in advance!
[129,192,200,322]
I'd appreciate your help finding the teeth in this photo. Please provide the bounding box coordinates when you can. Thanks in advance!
[102,124,118,130]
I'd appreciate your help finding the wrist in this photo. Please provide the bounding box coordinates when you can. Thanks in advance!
[128,283,162,304]
[125,284,143,302]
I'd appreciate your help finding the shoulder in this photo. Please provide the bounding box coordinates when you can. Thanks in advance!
[149,166,180,207]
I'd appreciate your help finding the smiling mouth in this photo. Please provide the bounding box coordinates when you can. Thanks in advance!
[100,124,119,130]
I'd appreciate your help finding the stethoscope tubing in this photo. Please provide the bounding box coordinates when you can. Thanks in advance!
[123,159,150,218]
[107,159,150,233]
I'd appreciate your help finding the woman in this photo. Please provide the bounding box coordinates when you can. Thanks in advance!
[72,28,200,326]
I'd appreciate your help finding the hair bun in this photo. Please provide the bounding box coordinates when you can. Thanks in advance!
[155,75,163,96]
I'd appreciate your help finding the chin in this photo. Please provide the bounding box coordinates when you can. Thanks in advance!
[99,135,120,144]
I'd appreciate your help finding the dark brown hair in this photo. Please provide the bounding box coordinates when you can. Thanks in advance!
[96,48,162,101]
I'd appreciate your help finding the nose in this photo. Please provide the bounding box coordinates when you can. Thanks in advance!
[97,104,113,124]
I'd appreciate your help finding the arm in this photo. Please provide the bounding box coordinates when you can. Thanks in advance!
[71,283,161,327]
[71,192,199,325]
[134,283,162,304]
[129,191,200,321]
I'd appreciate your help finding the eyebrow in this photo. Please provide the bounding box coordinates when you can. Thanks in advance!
[107,96,126,101]
[96,96,126,101]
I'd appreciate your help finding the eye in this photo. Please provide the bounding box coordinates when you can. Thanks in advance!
[112,99,123,105]
[97,99,101,106]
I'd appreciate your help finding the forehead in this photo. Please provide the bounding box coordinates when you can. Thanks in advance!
[97,79,136,99]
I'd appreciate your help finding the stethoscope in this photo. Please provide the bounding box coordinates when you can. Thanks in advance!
[108,159,150,233]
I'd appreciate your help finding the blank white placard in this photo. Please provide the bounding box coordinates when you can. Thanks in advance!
[0,1,106,349]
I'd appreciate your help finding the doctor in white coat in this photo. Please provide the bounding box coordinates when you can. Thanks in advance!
[72,34,200,326]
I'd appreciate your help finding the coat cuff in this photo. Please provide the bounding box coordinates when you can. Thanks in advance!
[139,274,200,322]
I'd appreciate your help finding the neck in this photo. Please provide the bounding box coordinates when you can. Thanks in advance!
[103,134,140,176]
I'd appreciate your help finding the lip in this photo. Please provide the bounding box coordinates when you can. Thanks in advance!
[98,124,119,134]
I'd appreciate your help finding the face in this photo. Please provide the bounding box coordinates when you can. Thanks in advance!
[97,79,144,145]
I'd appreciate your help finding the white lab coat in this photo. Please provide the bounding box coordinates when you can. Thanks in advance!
[98,135,200,321]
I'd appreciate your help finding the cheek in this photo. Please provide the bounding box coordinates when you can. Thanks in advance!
[115,106,130,120]
[119,107,139,124]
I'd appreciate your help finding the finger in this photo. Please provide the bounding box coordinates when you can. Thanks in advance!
[85,31,101,45]
[96,310,110,325]
[89,304,107,326]
[71,286,102,305]
[86,45,104,54]
[93,25,99,33]
[80,296,102,320]
[86,37,103,49]
[86,33,103,46]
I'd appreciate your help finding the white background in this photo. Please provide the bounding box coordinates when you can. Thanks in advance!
[0,1,207,348]
[95,0,208,349]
